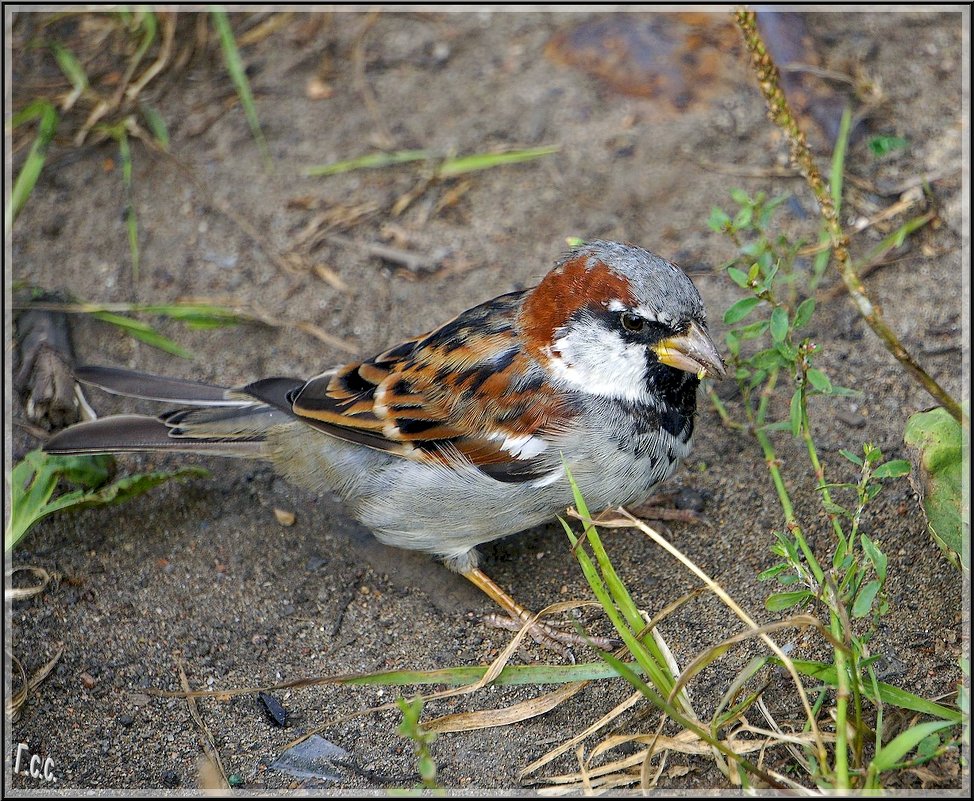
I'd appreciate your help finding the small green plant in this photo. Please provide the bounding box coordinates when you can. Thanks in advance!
[396,696,439,790]
[868,134,909,158]
[704,177,964,789]
[9,10,272,273]
[6,449,208,552]
[554,472,964,792]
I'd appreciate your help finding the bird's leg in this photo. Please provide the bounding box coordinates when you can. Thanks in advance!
[461,567,617,656]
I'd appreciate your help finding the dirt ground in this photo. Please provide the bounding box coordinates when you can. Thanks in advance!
[6,8,968,793]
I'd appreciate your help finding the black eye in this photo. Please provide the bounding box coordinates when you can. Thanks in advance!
[620,312,645,332]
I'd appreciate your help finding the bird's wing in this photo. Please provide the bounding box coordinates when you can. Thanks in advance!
[267,291,569,480]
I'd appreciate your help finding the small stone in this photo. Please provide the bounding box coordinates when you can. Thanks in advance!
[305,555,327,571]
[306,76,334,100]
[119,713,136,727]
[674,488,706,513]
[161,769,181,787]
[836,408,867,428]
[80,672,97,689]
[274,508,296,526]
[258,691,288,727]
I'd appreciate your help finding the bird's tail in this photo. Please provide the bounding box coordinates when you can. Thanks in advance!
[43,366,295,460]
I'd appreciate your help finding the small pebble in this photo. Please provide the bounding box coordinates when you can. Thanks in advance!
[674,488,706,513]
[161,769,181,788]
[258,691,288,727]
[837,408,867,428]
[305,555,327,571]
[119,713,135,728]
[274,508,296,526]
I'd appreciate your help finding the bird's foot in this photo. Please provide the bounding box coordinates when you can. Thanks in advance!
[630,488,711,527]
[482,612,621,657]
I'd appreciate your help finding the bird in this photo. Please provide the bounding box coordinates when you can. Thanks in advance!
[44,240,726,652]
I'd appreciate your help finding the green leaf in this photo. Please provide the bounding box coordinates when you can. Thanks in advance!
[305,149,432,177]
[765,590,812,611]
[782,659,962,721]
[769,307,789,343]
[852,580,881,618]
[723,297,761,325]
[806,368,833,393]
[737,319,770,341]
[708,207,732,232]
[861,534,888,582]
[903,406,966,572]
[729,188,751,205]
[53,453,113,487]
[5,450,209,551]
[873,459,911,479]
[868,135,909,158]
[839,449,863,466]
[51,42,89,94]
[726,266,750,288]
[793,297,816,329]
[828,385,863,397]
[746,348,781,371]
[870,720,956,774]
[725,330,740,357]
[915,732,942,761]
[757,563,790,581]
[789,388,803,437]
[140,104,170,149]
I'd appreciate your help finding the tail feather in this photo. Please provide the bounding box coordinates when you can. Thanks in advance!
[43,414,264,458]
[75,365,246,406]
[42,366,293,459]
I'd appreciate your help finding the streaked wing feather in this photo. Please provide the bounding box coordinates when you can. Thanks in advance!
[284,291,565,481]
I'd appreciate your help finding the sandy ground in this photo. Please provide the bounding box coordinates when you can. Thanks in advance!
[6,8,968,793]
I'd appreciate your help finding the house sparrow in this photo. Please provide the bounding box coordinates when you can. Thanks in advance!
[44,240,726,651]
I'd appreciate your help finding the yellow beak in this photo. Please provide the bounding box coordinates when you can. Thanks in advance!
[652,321,727,380]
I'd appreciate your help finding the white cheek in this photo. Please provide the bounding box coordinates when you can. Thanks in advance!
[545,327,650,402]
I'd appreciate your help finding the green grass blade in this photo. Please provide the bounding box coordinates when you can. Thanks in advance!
[91,311,195,359]
[139,303,247,329]
[210,7,271,168]
[51,42,89,95]
[780,659,962,721]
[304,150,432,177]
[869,719,957,774]
[561,516,674,694]
[564,465,645,634]
[117,129,140,279]
[337,661,643,687]
[6,101,58,234]
[854,212,936,271]
[140,104,170,149]
[811,106,852,289]
[436,145,559,178]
